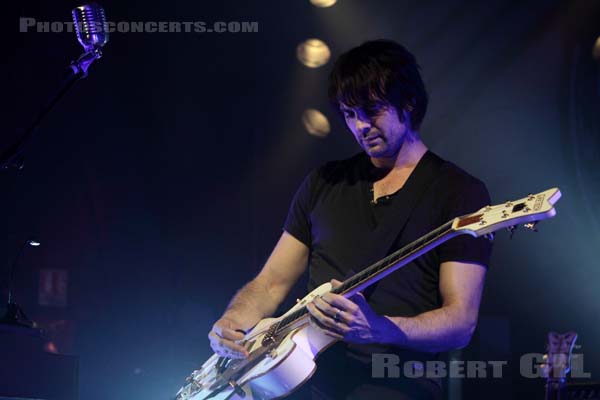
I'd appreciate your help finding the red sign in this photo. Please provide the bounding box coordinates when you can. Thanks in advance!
[39,269,68,307]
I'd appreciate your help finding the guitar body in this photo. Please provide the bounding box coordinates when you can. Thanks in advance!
[176,283,337,400]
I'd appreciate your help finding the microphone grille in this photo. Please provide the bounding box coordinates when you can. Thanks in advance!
[72,3,109,52]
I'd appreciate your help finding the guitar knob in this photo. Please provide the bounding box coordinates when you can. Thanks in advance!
[506,225,517,239]
[524,222,538,232]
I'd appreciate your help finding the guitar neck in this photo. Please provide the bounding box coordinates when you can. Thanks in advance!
[272,219,462,337]
[270,187,561,340]
[332,219,460,297]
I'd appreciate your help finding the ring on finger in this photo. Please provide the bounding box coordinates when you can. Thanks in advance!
[333,309,341,322]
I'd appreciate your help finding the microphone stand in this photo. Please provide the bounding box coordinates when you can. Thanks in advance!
[0,49,102,170]
[1,2,107,335]
[1,240,38,329]
[0,48,101,330]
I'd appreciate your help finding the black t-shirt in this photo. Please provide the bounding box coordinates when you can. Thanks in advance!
[283,150,492,358]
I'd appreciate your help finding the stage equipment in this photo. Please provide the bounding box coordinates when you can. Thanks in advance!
[0,3,108,170]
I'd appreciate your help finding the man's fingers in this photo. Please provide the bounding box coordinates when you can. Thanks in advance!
[307,303,348,333]
[308,301,335,327]
[313,297,349,325]
[212,343,246,359]
[320,292,358,314]
[214,343,248,359]
[214,337,247,354]
[208,331,249,358]
[313,296,337,317]
[221,348,248,359]
[214,326,245,341]
[330,278,343,288]
[308,312,344,340]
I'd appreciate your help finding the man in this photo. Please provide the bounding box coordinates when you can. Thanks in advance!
[208,40,492,399]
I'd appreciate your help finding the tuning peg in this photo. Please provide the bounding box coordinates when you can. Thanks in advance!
[484,233,495,242]
[524,222,538,232]
[507,225,517,239]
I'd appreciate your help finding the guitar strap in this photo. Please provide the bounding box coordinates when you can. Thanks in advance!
[353,151,447,300]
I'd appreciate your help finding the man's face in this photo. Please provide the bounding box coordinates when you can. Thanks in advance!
[339,102,410,159]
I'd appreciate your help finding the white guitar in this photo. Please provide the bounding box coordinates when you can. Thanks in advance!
[176,188,562,400]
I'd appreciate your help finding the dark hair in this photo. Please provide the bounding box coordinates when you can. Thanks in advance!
[328,40,428,130]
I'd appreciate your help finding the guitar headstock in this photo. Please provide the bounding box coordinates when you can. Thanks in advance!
[452,188,561,238]
[542,331,578,380]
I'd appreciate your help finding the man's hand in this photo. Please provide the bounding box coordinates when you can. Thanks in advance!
[208,316,249,359]
[306,279,400,344]
[206,232,309,360]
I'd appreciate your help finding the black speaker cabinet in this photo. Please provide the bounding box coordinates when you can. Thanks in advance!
[0,325,78,400]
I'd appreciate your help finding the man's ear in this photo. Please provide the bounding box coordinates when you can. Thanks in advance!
[399,106,415,134]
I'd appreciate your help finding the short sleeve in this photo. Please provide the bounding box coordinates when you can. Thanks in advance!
[283,169,319,247]
[436,178,493,267]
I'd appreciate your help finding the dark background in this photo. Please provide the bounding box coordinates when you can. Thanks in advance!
[2,0,599,399]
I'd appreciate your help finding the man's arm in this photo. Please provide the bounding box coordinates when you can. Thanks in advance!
[308,261,486,353]
[208,231,309,358]
[383,261,487,352]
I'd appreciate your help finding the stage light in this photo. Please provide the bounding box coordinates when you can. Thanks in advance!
[302,109,330,137]
[296,39,331,68]
[593,36,600,61]
[44,341,59,354]
[310,0,337,7]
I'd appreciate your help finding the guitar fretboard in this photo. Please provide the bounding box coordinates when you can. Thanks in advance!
[272,220,456,337]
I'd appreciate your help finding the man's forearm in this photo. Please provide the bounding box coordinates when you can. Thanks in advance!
[383,305,476,353]
[222,278,280,331]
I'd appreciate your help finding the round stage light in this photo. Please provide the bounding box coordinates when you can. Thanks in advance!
[310,0,337,7]
[302,109,331,137]
[593,36,600,61]
[296,39,331,68]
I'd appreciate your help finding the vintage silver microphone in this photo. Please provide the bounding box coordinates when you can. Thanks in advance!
[72,3,109,56]
[69,3,109,76]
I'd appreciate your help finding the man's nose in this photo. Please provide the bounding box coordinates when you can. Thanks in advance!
[355,117,371,135]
